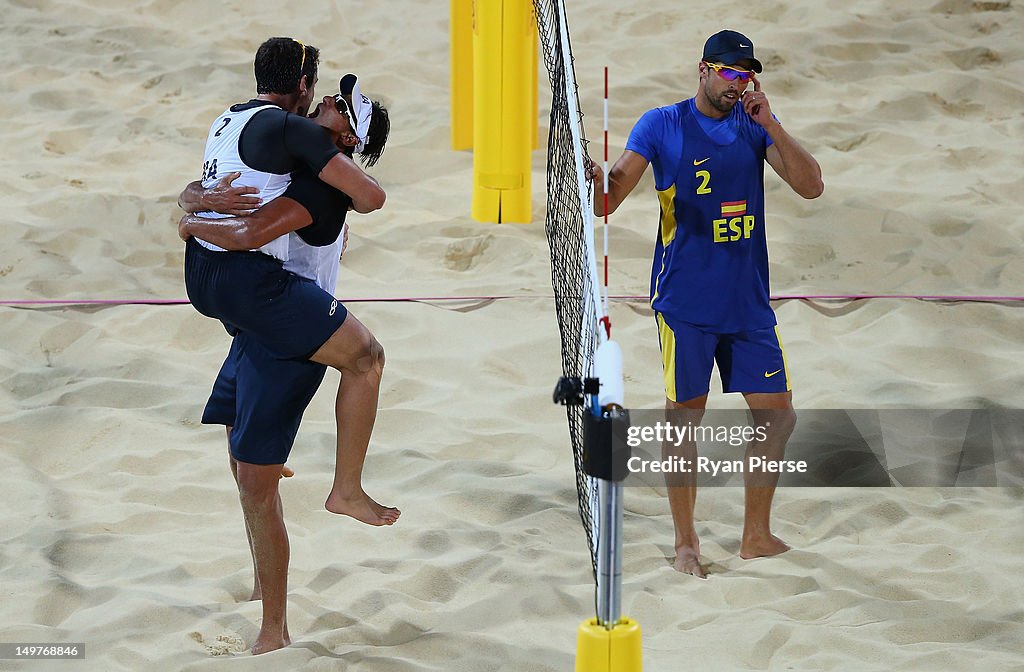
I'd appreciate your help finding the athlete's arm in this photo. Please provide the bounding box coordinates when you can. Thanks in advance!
[176,172,260,215]
[747,75,823,199]
[764,130,823,199]
[275,100,386,214]
[178,198,312,250]
[318,153,385,213]
[589,150,650,216]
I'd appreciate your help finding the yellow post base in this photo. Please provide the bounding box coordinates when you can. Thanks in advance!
[575,617,643,672]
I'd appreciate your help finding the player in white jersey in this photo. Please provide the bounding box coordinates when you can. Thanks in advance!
[185,90,390,656]
[182,47,397,530]
[193,100,294,261]
[178,45,396,655]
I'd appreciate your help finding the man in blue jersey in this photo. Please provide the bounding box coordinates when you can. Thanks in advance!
[590,30,823,578]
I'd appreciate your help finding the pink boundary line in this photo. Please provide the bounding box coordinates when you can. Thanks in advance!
[2,294,1024,306]
[617,294,1024,303]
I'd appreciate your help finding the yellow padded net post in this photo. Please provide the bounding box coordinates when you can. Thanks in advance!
[469,0,535,223]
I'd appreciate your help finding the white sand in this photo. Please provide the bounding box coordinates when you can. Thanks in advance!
[1,0,1022,670]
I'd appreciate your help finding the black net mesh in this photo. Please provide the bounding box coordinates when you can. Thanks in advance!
[534,0,599,576]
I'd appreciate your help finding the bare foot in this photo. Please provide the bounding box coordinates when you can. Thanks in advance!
[325,489,400,526]
[673,543,707,578]
[739,533,790,559]
[251,631,290,656]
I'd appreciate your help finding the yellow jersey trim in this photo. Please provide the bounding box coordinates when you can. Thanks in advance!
[775,326,792,392]
[651,185,677,305]
[657,313,678,402]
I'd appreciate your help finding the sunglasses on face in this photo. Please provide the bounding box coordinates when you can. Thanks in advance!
[704,61,755,83]
[333,94,355,127]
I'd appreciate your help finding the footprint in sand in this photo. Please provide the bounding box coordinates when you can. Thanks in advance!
[189,631,247,656]
[444,234,493,271]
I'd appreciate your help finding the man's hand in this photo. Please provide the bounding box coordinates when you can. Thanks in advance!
[178,214,193,242]
[201,172,260,215]
[743,75,777,129]
[585,157,604,185]
[340,222,350,257]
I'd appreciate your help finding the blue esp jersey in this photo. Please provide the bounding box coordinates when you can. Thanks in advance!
[626,98,776,333]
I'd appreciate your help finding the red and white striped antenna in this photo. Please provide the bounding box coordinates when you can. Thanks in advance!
[600,65,612,339]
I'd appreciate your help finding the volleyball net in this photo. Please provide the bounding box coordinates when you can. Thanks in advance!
[534,0,604,575]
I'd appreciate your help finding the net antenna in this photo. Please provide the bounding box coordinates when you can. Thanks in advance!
[535,0,605,574]
[601,66,611,338]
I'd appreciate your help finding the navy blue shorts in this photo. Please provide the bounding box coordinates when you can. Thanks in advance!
[184,237,348,360]
[656,312,792,403]
[202,332,328,465]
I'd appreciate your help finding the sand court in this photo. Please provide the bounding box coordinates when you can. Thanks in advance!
[2,0,1024,669]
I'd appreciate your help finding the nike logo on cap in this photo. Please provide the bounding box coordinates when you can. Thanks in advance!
[739,43,750,47]
[764,369,781,378]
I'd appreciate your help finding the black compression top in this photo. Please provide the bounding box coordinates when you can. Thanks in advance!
[231,100,350,246]
[284,166,353,246]
[233,100,340,175]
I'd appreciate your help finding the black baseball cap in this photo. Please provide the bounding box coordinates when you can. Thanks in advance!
[702,30,763,73]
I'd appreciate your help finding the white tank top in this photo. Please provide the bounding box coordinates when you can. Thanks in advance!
[283,224,344,293]
[195,103,292,262]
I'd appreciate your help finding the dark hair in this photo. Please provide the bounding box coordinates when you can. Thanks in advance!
[254,37,320,95]
[359,100,390,168]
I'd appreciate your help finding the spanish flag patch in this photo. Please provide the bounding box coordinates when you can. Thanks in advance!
[721,200,747,217]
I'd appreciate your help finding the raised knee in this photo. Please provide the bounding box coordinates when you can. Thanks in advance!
[354,338,385,376]
[371,340,385,371]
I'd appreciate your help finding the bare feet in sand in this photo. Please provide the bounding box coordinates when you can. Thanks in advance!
[325,489,400,526]
[673,543,706,578]
[251,632,290,656]
[740,533,790,559]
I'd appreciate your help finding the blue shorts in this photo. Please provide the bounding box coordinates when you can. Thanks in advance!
[655,312,791,403]
[202,332,328,465]
[184,237,347,360]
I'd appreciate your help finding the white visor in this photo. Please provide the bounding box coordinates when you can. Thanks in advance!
[340,73,373,153]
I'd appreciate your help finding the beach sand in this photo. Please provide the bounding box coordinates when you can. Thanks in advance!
[1,0,1022,670]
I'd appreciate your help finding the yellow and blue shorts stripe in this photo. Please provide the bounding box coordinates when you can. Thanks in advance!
[656,312,791,403]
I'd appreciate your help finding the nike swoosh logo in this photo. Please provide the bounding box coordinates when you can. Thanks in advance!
[764,370,782,378]
[693,158,710,166]
[739,44,750,48]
